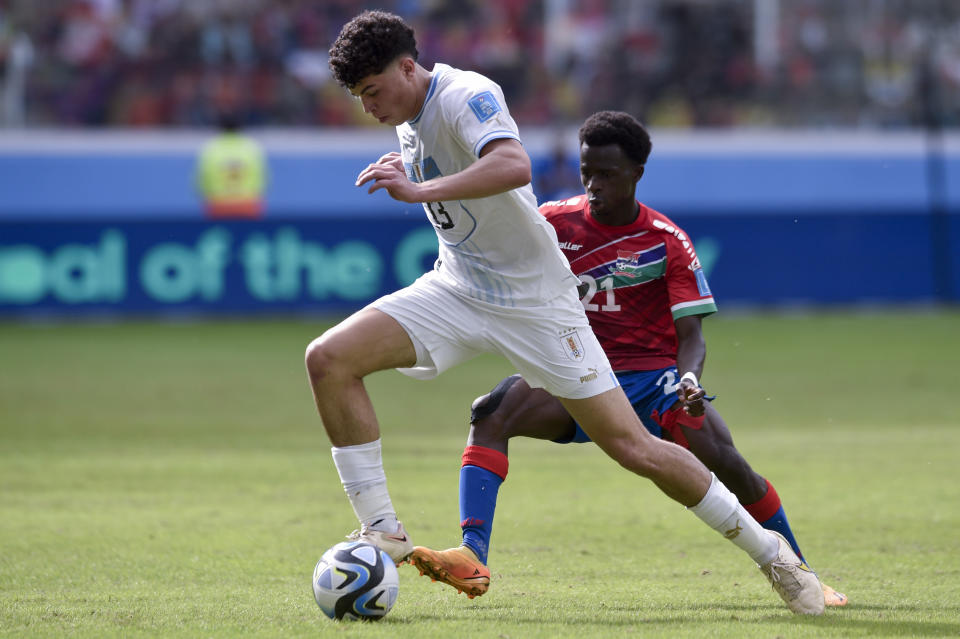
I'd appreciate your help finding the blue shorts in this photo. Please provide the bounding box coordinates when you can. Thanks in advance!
[556,367,713,444]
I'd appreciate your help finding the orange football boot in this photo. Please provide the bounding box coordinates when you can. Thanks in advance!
[409,545,490,598]
[822,583,849,607]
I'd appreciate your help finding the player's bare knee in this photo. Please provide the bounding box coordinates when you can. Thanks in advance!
[469,374,522,445]
[304,333,344,385]
[605,435,661,478]
[470,375,522,424]
[304,338,325,383]
[617,451,660,479]
[470,407,527,446]
[468,397,503,446]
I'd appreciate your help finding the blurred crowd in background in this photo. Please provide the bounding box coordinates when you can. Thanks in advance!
[0,0,958,129]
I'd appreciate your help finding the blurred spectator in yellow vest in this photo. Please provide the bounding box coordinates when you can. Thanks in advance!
[195,112,267,218]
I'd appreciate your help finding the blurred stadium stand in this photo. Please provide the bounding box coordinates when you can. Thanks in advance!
[1,0,959,128]
[0,0,957,315]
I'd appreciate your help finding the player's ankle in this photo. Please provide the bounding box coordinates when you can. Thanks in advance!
[458,545,482,562]
[364,515,399,533]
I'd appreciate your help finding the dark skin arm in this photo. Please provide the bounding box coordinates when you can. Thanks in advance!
[674,314,707,416]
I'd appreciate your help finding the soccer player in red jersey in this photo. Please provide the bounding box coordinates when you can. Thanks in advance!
[410,111,847,608]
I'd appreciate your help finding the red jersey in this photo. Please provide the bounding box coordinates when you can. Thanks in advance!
[541,194,717,371]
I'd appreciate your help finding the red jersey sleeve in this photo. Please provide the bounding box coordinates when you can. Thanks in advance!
[654,214,718,319]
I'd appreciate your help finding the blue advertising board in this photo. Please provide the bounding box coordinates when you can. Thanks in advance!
[0,220,439,315]
[2,210,956,317]
[1,130,957,315]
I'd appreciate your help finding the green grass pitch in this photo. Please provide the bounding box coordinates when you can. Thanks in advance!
[2,310,959,638]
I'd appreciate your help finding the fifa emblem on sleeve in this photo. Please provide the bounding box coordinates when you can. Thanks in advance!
[559,329,585,362]
[694,267,712,296]
[467,91,502,122]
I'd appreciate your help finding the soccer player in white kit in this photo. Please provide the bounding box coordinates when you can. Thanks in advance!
[307,10,824,615]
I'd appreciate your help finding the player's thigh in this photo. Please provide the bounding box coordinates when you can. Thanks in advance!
[370,273,487,380]
[558,387,656,462]
[560,370,671,444]
[308,306,417,377]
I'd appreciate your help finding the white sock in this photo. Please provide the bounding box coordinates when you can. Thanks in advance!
[688,473,778,565]
[330,439,398,532]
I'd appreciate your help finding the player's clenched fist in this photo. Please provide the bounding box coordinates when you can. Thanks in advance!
[677,378,705,417]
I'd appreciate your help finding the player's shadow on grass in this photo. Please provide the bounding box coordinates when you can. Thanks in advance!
[389,602,960,637]
[754,616,960,638]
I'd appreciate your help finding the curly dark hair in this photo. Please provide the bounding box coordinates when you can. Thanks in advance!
[328,10,419,89]
[578,111,652,166]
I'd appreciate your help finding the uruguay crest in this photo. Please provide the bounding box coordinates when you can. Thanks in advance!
[559,329,585,362]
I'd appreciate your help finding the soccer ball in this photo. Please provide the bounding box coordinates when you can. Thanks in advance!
[312,541,399,621]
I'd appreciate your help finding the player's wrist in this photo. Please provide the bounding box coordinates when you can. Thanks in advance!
[416,180,445,204]
[680,371,699,387]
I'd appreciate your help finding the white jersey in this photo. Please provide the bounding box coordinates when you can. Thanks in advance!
[395,63,579,307]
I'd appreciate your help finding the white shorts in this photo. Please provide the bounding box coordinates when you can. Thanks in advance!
[368,271,618,399]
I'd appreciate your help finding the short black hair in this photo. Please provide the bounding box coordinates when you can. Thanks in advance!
[578,111,652,166]
[328,10,419,89]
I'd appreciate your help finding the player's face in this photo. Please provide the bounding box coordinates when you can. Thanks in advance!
[579,142,643,223]
[350,58,419,126]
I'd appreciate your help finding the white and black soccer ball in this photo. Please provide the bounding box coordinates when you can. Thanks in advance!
[312,541,399,621]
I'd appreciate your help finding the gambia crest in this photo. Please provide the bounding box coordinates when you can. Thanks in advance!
[612,248,664,278]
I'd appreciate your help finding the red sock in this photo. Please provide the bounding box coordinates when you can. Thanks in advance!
[743,478,781,523]
[461,445,508,480]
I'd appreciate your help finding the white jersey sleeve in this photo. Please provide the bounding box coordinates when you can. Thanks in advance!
[443,75,520,158]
